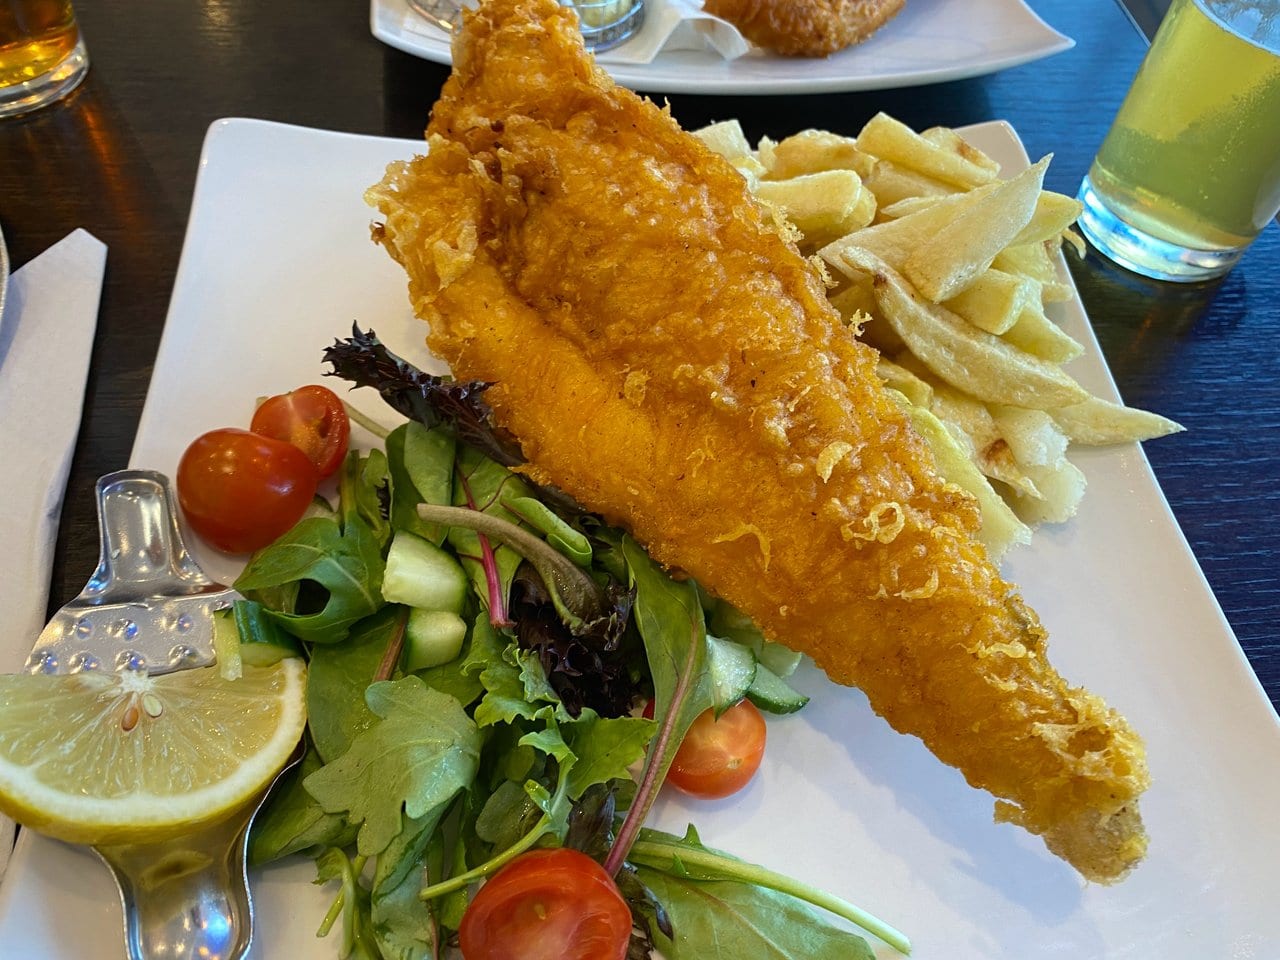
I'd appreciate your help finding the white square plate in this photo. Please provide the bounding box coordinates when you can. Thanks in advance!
[1,117,1277,959]
[371,0,1074,95]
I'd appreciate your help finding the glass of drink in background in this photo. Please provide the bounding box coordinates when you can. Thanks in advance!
[0,0,88,118]
[407,0,644,51]
[566,0,645,51]
[1077,0,1280,282]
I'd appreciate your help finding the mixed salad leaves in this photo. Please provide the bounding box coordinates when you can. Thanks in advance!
[218,327,909,960]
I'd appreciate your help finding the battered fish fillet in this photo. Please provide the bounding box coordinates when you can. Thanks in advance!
[703,0,905,57]
[367,0,1149,883]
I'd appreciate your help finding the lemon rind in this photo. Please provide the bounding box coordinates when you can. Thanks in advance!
[0,658,307,845]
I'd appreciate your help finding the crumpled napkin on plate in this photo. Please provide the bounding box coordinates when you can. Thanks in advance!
[0,228,107,883]
[401,0,751,64]
[593,0,749,64]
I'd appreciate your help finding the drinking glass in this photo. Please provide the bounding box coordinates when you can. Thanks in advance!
[0,0,88,119]
[407,0,644,51]
[565,0,645,51]
[1077,0,1280,282]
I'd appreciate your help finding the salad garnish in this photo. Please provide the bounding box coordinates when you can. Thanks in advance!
[324,325,524,469]
[221,328,911,958]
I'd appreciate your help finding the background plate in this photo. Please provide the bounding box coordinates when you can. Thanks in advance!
[1,117,1277,959]
[371,0,1074,95]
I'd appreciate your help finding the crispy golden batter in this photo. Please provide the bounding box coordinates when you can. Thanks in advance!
[367,0,1149,882]
[704,0,906,57]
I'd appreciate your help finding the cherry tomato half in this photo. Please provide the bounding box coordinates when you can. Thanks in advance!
[250,384,350,479]
[666,699,767,799]
[459,848,631,960]
[176,428,318,554]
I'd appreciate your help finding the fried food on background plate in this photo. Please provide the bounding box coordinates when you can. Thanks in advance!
[703,0,906,57]
[366,0,1150,883]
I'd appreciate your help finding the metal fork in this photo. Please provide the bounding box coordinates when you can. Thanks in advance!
[28,470,294,960]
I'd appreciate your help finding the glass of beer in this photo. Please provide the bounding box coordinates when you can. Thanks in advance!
[0,0,88,119]
[1077,0,1280,282]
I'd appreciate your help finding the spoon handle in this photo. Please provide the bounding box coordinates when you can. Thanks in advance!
[95,802,256,960]
[88,470,221,599]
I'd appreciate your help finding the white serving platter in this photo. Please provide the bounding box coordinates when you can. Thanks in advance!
[0,116,1277,959]
[371,0,1074,95]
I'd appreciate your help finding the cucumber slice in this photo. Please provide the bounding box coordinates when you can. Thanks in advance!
[216,600,304,670]
[212,608,243,681]
[708,600,761,646]
[708,600,802,677]
[405,609,468,672]
[746,661,809,715]
[705,635,756,715]
[238,635,304,667]
[383,531,469,613]
[756,640,803,679]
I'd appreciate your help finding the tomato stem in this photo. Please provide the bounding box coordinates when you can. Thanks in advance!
[628,839,912,955]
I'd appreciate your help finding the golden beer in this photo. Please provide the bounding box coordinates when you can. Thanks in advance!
[0,0,87,117]
[1079,0,1280,279]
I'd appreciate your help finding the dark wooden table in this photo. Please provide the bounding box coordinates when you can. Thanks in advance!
[1,0,1276,710]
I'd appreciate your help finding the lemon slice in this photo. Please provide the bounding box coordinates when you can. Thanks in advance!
[0,659,306,845]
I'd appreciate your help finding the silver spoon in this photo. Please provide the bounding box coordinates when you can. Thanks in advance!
[27,470,294,960]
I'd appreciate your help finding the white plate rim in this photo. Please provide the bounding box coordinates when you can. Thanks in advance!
[369,0,1075,95]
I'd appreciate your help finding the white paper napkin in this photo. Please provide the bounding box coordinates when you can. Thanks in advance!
[595,0,749,64]
[401,0,751,64]
[0,228,107,881]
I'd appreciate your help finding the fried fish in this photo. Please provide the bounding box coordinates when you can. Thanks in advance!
[366,0,1149,883]
[704,0,906,57]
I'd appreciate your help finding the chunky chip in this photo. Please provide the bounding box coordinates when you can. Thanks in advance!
[692,116,1183,556]
[903,158,1048,302]
[857,112,998,189]
[834,247,1090,410]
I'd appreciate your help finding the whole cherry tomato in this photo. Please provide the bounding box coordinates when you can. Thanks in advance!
[176,428,318,554]
[666,699,767,799]
[250,384,350,479]
[458,848,631,960]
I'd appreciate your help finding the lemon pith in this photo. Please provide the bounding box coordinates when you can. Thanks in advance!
[0,659,307,845]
